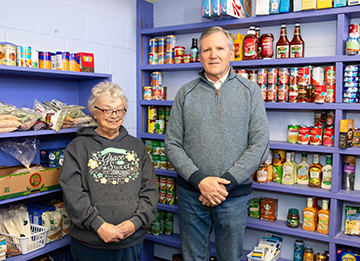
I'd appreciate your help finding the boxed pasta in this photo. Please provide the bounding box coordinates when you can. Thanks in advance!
[344,205,360,236]
[0,165,61,200]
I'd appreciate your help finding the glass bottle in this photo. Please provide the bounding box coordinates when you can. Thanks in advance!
[190,38,199,62]
[309,154,322,188]
[321,155,332,189]
[290,23,305,58]
[276,24,290,59]
[282,152,295,185]
[297,153,310,185]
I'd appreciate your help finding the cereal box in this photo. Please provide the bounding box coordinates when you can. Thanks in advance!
[77,52,94,72]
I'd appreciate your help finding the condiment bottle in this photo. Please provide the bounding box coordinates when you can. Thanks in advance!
[291,152,298,183]
[282,152,296,185]
[255,27,261,58]
[321,155,332,189]
[317,199,330,234]
[276,24,290,59]
[309,154,322,188]
[190,38,199,62]
[302,197,316,232]
[243,30,260,60]
[287,208,300,228]
[297,153,310,185]
[233,33,243,61]
[290,23,305,58]
[260,33,274,59]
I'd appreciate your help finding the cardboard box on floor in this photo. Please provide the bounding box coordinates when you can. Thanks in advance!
[0,165,61,200]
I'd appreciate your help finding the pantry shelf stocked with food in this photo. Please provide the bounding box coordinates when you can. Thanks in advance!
[0,63,111,260]
[137,1,360,260]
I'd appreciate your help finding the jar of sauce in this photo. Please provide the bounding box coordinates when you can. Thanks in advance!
[287,208,300,228]
[260,33,274,59]
[243,30,260,60]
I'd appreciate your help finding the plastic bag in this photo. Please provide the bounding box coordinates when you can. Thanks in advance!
[0,137,39,168]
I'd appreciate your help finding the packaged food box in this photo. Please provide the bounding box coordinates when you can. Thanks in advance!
[77,52,94,72]
[337,246,360,261]
[40,148,64,168]
[260,198,278,222]
[202,0,212,17]
[317,0,333,8]
[339,119,354,149]
[302,0,317,10]
[249,197,262,218]
[334,0,346,7]
[344,205,360,236]
[348,0,360,5]
[0,165,61,200]
[219,0,252,18]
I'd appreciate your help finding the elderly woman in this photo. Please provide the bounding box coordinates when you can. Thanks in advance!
[60,81,158,261]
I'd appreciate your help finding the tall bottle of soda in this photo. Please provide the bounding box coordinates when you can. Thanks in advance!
[276,24,290,59]
[290,23,305,58]
[190,38,199,62]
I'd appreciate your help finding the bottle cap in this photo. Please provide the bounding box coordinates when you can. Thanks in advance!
[289,208,299,215]
[247,30,255,35]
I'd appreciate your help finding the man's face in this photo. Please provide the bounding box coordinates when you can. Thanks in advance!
[199,31,234,82]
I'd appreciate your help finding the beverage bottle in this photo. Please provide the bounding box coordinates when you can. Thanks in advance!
[302,197,316,232]
[317,199,330,234]
[291,152,298,183]
[243,30,260,60]
[190,38,199,62]
[309,154,323,188]
[276,24,290,59]
[282,152,295,185]
[321,155,332,189]
[290,23,305,58]
[297,153,310,185]
[255,27,261,59]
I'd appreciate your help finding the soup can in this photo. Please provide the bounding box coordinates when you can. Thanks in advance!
[323,127,334,146]
[153,86,163,100]
[288,125,299,143]
[311,67,324,85]
[314,85,327,103]
[326,110,335,127]
[248,70,257,83]
[257,69,268,85]
[310,126,322,145]
[149,38,158,53]
[260,85,267,102]
[273,150,286,165]
[2,42,16,66]
[143,86,153,100]
[268,68,278,85]
[16,45,32,67]
[278,85,289,102]
[326,84,335,103]
[279,68,289,85]
[349,24,359,38]
[267,85,278,102]
[325,66,336,84]
[238,69,248,79]
[298,85,309,103]
[298,125,310,144]
[289,85,299,102]
[290,67,299,86]
[298,66,311,85]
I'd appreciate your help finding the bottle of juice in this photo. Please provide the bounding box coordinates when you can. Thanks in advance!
[317,199,330,234]
[297,153,310,185]
[302,197,316,232]
[276,24,290,59]
[282,152,295,185]
[290,23,305,58]
[291,152,298,183]
[321,155,332,190]
[309,154,322,188]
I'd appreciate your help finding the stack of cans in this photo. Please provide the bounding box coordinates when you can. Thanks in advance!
[158,175,177,206]
[343,65,359,103]
[145,139,174,171]
[147,106,171,134]
[147,210,174,236]
[166,35,176,64]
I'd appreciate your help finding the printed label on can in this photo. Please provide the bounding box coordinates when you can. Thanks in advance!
[314,85,327,103]
[323,128,334,146]
[298,126,310,144]
[288,125,299,143]
[310,127,322,145]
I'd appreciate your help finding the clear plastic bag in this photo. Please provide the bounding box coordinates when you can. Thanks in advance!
[0,137,39,168]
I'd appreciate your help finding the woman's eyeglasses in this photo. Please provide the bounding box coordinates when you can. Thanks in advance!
[95,106,127,117]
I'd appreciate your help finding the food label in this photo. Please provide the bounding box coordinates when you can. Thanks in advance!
[276,45,289,58]
[290,44,303,58]
[309,169,321,185]
[244,38,256,56]
[234,43,241,58]
[298,166,309,181]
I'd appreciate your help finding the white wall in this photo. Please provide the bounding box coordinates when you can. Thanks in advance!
[0,0,137,136]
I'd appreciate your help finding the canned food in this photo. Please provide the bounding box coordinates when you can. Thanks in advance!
[298,85,309,103]
[312,67,324,85]
[156,120,165,134]
[304,247,314,261]
[344,70,358,77]
[158,38,166,53]
[326,110,335,127]
[149,52,158,65]
[69,53,79,71]
[279,68,290,85]
[294,240,305,261]
[174,46,185,56]
[152,140,160,155]
[314,85,327,103]
[290,67,299,86]
[165,50,174,64]
[310,126,323,145]
[56,51,70,71]
[148,106,158,120]
[343,97,359,103]
[260,85,267,102]
[166,177,175,191]
[289,85,299,102]
[149,38,158,53]
[315,252,327,261]
[349,24,359,38]
[238,69,248,78]
[298,125,310,144]
[151,71,162,86]
[248,70,257,83]
[326,85,335,103]
[344,76,359,82]
[2,43,16,66]
[143,86,152,100]
[183,54,190,63]
[152,86,163,100]
[257,69,268,85]
[353,128,360,146]
[323,127,334,146]
[148,120,156,133]
[268,68,278,85]
[16,46,32,67]
[346,37,359,55]
[343,92,359,98]
[158,52,166,64]
[278,85,289,102]
[288,125,299,143]
[273,150,286,165]
[166,35,176,51]
[298,66,311,85]
[325,66,336,84]
[272,165,283,183]
[344,81,359,88]
[345,65,359,71]
[162,86,167,101]
[344,86,359,92]
[166,190,176,205]
[267,85,278,102]
[174,56,183,64]
[256,165,268,183]
[151,222,160,236]
[164,221,174,235]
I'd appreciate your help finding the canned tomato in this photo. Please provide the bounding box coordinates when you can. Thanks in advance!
[279,68,290,85]
[174,56,183,64]
[267,85,278,102]
[325,66,336,84]
[158,38,166,53]
[153,86,163,100]
[349,24,359,38]
[298,125,310,144]
[298,66,311,85]
[289,85,299,102]
[314,85,327,103]
[183,54,190,63]
[149,38,158,53]
[174,46,185,56]
[238,69,248,78]
[326,84,335,103]
[260,85,267,102]
[273,150,286,165]
[310,126,323,145]
[311,67,324,85]
[288,125,299,143]
[278,85,289,102]
[2,43,16,66]
[268,68,278,85]
[149,52,158,65]
[257,69,268,85]
[323,127,334,146]
[143,86,152,100]
[151,71,162,86]
[166,35,176,51]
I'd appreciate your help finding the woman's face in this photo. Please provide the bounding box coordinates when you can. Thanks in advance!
[93,93,125,134]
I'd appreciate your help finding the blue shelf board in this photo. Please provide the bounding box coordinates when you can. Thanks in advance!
[339,147,360,155]
[0,188,62,205]
[140,133,165,140]
[269,141,337,153]
[140,100,174,106]
[155,169,177,177]
[265,102,342,110]
[140,6,360,36]
[334,232,360,248]
[7,235,71,261]
[0,128,78,139]
[157,203,178,213]
[335,189,360,202]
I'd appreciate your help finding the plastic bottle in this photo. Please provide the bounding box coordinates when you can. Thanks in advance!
[290,23,305,58]
[260,33,274,59]
[255,27,262,59]
[276,24,290,59]
[282,152,295,185]
[302,197,316,232]
[243,30,260,60]
[321,155,332,189]
[233,33,243,61]
[309,154,322,188]
[297,153,310,185]
[190,38,199,62]
[317,199,330,234]
[291,152,298,183]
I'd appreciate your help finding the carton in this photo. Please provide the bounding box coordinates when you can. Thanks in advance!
[348,0,360,5]
[202,0,212,17]
[255,0,270,15]
[40,148,64,168]
[339,119,354,149]
[334,0,346,7]
[317,0,333,8]
[0,165,61,200]
[260,197,278,222]
[77,52,94,72]
[219,0,252,18]
[212,0,220,16]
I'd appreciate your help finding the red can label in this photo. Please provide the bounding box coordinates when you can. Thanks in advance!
[349,24,359,38]
[311,67,324,85]
[290,67,299,86]
[298,67,311,85]
[323,128,334,146]
[309,126,322,145]
[279,68,290,85]
[268,68,278,85]
[267,85,278,102]
[278,85,289,102]
[258,69,268,85]
[325,66,336,84]
[298,126,310,144]
[314,85,327,103]
[289,85,299,102]
[326,84,335,103]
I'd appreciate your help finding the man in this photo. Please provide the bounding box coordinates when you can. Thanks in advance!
[164,26,269,261]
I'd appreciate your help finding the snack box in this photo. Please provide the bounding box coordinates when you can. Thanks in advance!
[202,0,212,17]
[219,0,251,18]
[339,119,354,149]
[77,52,94,72]
[344,205,360,236]
[0,165,61,200]
[40,148,64,168]
[337,246,360,261]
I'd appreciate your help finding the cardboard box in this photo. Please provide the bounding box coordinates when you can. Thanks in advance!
[77,52,94,72]
[212,0,220,16]
[260,197,278,222]
[348,0,360,5]
[202,0,212,17]
[317,0,333,8]
[219,0,251,18]
[339,119,354,149]
[40,148,64,168]
[302,0,317,10]
[0,165,61,200]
